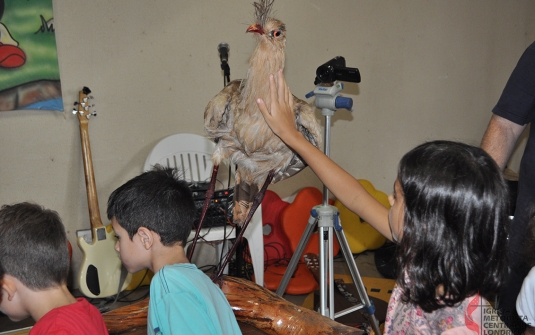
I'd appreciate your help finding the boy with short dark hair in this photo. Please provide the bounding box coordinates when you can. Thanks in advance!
[107,166,241,335]
[0,202,108,334]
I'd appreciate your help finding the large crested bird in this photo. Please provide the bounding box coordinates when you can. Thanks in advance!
[189,0,322,277]
[205,0,322,223]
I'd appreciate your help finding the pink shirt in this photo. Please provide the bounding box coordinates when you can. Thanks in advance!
[384,283,511,334]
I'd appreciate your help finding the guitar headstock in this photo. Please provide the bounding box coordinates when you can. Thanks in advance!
[72,86,96,123]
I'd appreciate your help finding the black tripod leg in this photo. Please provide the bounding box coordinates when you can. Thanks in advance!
[188,164,219,261]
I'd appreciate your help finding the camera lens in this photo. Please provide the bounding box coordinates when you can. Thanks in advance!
[314,56,360,84]
[316,65,336,83]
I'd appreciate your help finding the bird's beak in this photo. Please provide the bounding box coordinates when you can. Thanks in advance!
[246,23,264,35]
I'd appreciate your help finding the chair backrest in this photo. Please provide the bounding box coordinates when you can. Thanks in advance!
[144,133,216,183]
[261,190,291,265]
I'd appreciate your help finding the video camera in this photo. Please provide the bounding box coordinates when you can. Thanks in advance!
[314,56,361,85]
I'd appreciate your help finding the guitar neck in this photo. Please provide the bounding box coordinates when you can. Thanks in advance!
[76,89,104,230]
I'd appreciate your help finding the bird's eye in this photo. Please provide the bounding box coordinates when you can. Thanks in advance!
[274,30,281,38]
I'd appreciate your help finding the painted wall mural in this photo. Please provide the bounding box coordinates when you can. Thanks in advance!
[0,0,62,111]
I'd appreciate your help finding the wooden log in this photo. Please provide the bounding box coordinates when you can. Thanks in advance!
[102,276,363,335]
[0,327,32,335]
[221,276,363,335]
[103,297,149,334]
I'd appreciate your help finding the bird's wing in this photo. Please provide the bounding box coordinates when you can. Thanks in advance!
[294,95,322,150]
[204,79,242,139]
[204,79,243,165]
[271,95,322,183]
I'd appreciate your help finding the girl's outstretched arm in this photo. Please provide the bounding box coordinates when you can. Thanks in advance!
[257,70,392,240]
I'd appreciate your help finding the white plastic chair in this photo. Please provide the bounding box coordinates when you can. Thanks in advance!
[144,133,264,286]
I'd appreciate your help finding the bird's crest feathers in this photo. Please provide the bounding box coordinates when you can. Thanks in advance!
[254,0,275,28]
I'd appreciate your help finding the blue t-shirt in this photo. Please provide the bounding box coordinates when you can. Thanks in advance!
[148,263,242,335]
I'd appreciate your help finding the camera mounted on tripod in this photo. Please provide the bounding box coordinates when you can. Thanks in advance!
[307,56,360,113]
[279,57,381,333]
[313,56,360,85]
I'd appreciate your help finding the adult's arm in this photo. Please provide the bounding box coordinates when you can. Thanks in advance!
[480,114,526,171]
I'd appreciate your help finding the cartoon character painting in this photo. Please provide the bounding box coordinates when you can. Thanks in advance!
[0,1,27,69]
[0,0,62,111]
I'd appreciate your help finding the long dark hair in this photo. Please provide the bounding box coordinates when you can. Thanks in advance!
[396,141,509,312]
[521,212,535,271]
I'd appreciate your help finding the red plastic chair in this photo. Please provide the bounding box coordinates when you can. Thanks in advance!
[264,187,340,295]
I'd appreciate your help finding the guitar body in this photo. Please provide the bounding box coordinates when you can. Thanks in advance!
[78,226,130,298]
[74,87,131,298]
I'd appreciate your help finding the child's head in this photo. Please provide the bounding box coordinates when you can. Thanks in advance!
[0,202,70,290]
[107,166,196,249]
[394,140,509,312]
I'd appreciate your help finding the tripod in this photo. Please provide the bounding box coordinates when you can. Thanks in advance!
[275,82,382,335]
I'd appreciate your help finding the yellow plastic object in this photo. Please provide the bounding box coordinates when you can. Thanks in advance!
[334,179,389,254]
[126,269,153,289]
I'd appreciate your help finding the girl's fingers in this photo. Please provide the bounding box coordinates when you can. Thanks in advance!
[288,90,293,109]
[277,70,285,103]
[257,98,269,116]
[258,71,294,120]
[280,71,293,109]
[269,74,278,107]
[274,69,292,109]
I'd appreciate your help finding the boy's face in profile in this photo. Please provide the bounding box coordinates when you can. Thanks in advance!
[0,276,30,321]
[112,218,149,273]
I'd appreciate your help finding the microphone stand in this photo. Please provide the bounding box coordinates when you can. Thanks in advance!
[218,42,231,86]
[216,44,234,275]
[221,61,230,87]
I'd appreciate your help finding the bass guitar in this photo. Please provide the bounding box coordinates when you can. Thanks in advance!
[74,87,131,298]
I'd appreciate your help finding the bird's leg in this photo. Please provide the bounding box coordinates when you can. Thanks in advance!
[212,169,275,285]
[187,164,219,261]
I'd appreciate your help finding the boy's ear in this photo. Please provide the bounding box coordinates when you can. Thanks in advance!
[136,227,154,250]
[1,275,18,301]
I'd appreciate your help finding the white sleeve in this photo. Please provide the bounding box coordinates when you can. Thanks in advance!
[517,266,535,327]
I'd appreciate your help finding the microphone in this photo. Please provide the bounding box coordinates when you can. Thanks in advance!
[218,42,229,63]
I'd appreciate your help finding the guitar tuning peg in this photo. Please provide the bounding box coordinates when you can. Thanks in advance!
[73,101,79,106]
[85,111,97,119]
[72,108,77,115]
